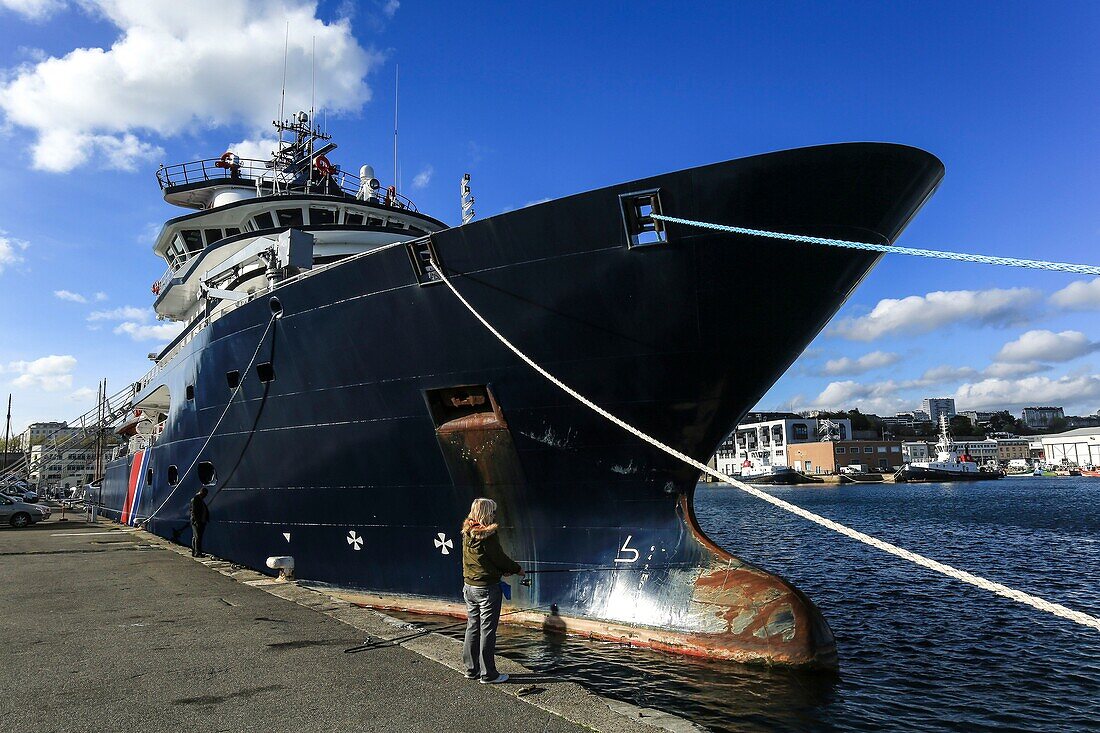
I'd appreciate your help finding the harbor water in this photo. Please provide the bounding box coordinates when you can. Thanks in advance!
[409,477,1100,732]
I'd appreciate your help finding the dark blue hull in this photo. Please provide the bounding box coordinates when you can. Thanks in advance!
[101,142,943,667]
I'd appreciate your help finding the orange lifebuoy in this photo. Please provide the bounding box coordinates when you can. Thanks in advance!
[214,151,235,169]
[314,154,336,177]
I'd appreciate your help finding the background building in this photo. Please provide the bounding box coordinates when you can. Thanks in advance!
[714,413,852,475]
[1021,406,1064,429]
[787,440,904,474]
[996,437,1030,463]
[1040,428,1100,467]
[921,398,956,425]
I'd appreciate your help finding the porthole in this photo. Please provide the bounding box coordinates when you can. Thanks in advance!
[186,384,195,401]
[256,362,275,383]
[198,462,217,486]
[145,468,153,485]
[226,370,241,390]
[167,465,179,485]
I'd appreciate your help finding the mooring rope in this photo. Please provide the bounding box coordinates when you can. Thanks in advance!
[649,213,1100,276]
[430,256,1100,633]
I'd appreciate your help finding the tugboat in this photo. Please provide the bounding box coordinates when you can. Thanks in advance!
[94,107,944,669]
[895,416,1004,483]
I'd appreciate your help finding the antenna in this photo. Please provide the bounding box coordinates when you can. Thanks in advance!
[310,34,316,182]
[393,64,399,194]
[278,22,289,150]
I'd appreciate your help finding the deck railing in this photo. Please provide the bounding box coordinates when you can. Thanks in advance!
[155,157,418,211]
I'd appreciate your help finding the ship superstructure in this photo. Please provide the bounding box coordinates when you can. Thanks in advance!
[97,114,945,669]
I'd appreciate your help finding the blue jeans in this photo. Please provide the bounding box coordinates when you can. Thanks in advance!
[462,583,502,679]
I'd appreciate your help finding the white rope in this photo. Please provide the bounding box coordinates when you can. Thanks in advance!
[650,213,1100,276]
[431,257,1100,633]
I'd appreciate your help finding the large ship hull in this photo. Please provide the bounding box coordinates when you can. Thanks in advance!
[100,143,943,668]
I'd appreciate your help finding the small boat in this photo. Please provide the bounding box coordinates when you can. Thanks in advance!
[895,416,1003,483]
[739,458,823,485]
[839,472,884,484]
[1081,467,1100,477]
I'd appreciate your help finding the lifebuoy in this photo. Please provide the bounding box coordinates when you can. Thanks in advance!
[314,154,336,177]
[151,281,161,295]
[214,151,235,169]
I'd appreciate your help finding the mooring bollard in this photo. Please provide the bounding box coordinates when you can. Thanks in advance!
[265,556,295,581]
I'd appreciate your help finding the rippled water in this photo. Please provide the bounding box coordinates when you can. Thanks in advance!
[406,478,1100,732]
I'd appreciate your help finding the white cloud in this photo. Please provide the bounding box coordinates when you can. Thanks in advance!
[68,386,96,402]
[54,289,88,303]
[954,375,1100,411]
[0,0,383,172]
[982,361,1050,378]
[833,287,1039,341]
[1050,277,1100,311]
[113,321,184,342]
[822,350,900,376]
[914,365,981,385]
[380,0,399,18]
[7,354,76,391]
[0,232,29,275]
[812,380,908,415]
[94,291,109,301]
[0,0,64,20]
[411,165,433,190]
[88,305,148,322]
[995,330,1097,363]
[225,138,278,162]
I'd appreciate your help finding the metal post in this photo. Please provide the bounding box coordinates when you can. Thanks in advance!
[2,394,10,472]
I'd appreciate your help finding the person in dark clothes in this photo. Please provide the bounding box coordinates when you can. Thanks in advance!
[461,497,524,684]
[189,487,210,557]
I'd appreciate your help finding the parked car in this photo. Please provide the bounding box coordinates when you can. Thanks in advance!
[1,488,38,504]
[0,495,50,527]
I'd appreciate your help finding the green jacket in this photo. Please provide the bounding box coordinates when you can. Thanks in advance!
[461,521,522,587]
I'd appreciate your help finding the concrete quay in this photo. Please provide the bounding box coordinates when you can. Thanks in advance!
[0,516,698,733]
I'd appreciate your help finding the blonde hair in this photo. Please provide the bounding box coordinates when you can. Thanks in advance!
[467,497,497,527]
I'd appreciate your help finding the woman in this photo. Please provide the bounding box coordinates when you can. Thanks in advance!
[461,497,524,683]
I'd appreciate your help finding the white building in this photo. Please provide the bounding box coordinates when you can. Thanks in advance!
[1040,428,1100,467]
[901,441,933,462]
[921,398,956,425]
[1022,406,1064,429]
[28,444,98,489]
[714,412,852,475]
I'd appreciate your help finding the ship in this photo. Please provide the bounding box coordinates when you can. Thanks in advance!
[895,416,1004,483]
[739,458,822,486]
[96,110,944,669]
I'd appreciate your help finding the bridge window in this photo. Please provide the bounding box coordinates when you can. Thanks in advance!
[225,227,241,237]
[181,230,203,253]
[276,208,304,227]
[203,229,223,246]
[344,212,365,225]
[252,211,275,230]
[308,207,337,225]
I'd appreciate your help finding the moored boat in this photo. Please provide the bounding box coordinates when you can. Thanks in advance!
[895,417,1004,483]
[94,109,944,668]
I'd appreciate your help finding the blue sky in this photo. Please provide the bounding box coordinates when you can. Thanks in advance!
[0,0,1098,433]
